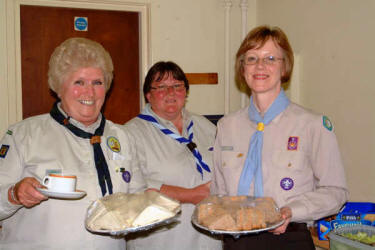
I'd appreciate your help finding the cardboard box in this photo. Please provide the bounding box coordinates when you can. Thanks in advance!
[317,202,375,240]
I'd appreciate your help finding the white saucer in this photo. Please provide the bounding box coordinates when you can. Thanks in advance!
[37,188,86,199]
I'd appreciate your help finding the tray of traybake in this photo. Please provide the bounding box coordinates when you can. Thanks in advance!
[85,192,181,236]
[191,195,284,236]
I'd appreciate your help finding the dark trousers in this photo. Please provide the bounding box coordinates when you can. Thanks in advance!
[223,223,315,250]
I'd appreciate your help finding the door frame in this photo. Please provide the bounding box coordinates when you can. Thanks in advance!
[3,0,151,130]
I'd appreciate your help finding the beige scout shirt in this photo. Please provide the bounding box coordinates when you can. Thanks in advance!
[211,102,348,224]
[0,112,145,249]
[124,104,222,250]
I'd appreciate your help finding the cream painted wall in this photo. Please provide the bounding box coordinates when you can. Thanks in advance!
[0,0,254,135]
[256,0,375,202]
[149,0,256,114]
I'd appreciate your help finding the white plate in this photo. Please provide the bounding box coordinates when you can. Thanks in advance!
[192,213,284,236]
[37,188,86,199]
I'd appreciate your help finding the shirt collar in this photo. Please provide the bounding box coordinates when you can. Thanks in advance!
[144,103,192,136]
[57,102,102,134]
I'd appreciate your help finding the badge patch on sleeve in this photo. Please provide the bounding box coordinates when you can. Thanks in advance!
[323,116,333,131]
[0,145,10,158]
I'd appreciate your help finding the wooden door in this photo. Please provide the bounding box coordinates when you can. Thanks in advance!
[20,5,140,124]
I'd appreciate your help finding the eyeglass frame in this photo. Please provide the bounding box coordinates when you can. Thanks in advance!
[150,83,186,93]
[242,55,284,66]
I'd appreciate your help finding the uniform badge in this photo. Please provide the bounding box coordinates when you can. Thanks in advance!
[0,145,10,158]
[107,136,121,152]
[6,130,13,135]
[116,167,131,183]
[323,116,333,131]
[287,136,299,151]
[280,177,294,190]
[122,171,131,183]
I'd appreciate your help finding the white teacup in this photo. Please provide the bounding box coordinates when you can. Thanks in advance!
[42,174,77,193]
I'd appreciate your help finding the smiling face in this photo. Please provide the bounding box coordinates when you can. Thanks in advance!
[146,73,187,121]
[59,67,106,126]
[242,39,285,96]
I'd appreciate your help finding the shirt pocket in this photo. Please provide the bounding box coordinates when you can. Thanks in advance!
[24,160,64,182]
[220,150,245,182]
[271,150,312,192]
[107,159,132,192]
[271,150,309,172]
[221,150,246,168]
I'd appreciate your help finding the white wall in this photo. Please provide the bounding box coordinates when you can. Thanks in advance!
[0,0,255,135]
[257,0,375,202]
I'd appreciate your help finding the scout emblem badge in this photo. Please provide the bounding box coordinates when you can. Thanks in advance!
[0,145,10,158]
[116,167,131,183]
[323,116,333,131]
[280,177,294,191]
[287,136,299,151]
[107,136,121,152]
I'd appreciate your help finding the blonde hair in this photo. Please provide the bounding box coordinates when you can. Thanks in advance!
[235,25,294,85]
[48,37,114,93]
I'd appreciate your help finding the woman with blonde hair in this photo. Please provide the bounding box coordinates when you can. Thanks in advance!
[0,37,145,249]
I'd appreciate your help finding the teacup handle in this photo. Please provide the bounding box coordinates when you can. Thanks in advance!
[42,176,52,189]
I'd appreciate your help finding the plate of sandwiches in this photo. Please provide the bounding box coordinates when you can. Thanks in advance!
[85,191,181,236]
[192,195,284,236]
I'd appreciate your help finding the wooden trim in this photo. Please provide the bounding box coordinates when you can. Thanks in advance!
[185,73,218,85]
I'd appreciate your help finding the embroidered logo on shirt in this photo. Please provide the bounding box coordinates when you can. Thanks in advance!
[287,136,299,151]
[280,177,294,190]
[116,167,131,183]
[323,116,333,131]
[122,171,131,183]
[6,130,13,135]
[0,145,10,158]
[107,136,121,152]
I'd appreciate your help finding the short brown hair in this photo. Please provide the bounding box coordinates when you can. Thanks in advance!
[235,25,294,85]
[143,61,189,103]
[48,37,114,94]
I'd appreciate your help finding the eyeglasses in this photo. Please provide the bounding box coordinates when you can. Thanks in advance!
[243,55,284,66]
[150,83,185,93]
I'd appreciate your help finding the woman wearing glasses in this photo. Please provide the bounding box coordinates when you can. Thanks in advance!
[211,26,348,249]
[124,61,221,250]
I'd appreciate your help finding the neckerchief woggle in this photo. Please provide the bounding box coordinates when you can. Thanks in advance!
[237,89,290,197]
[137,108,211,178]
[50,101,113,196]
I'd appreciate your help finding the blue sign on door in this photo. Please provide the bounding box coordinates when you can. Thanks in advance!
[74,17,88,31]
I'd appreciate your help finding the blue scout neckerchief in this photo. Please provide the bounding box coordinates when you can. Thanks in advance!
[50,101,113,196]
[237,89,290,197]
[137,109,211,178]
